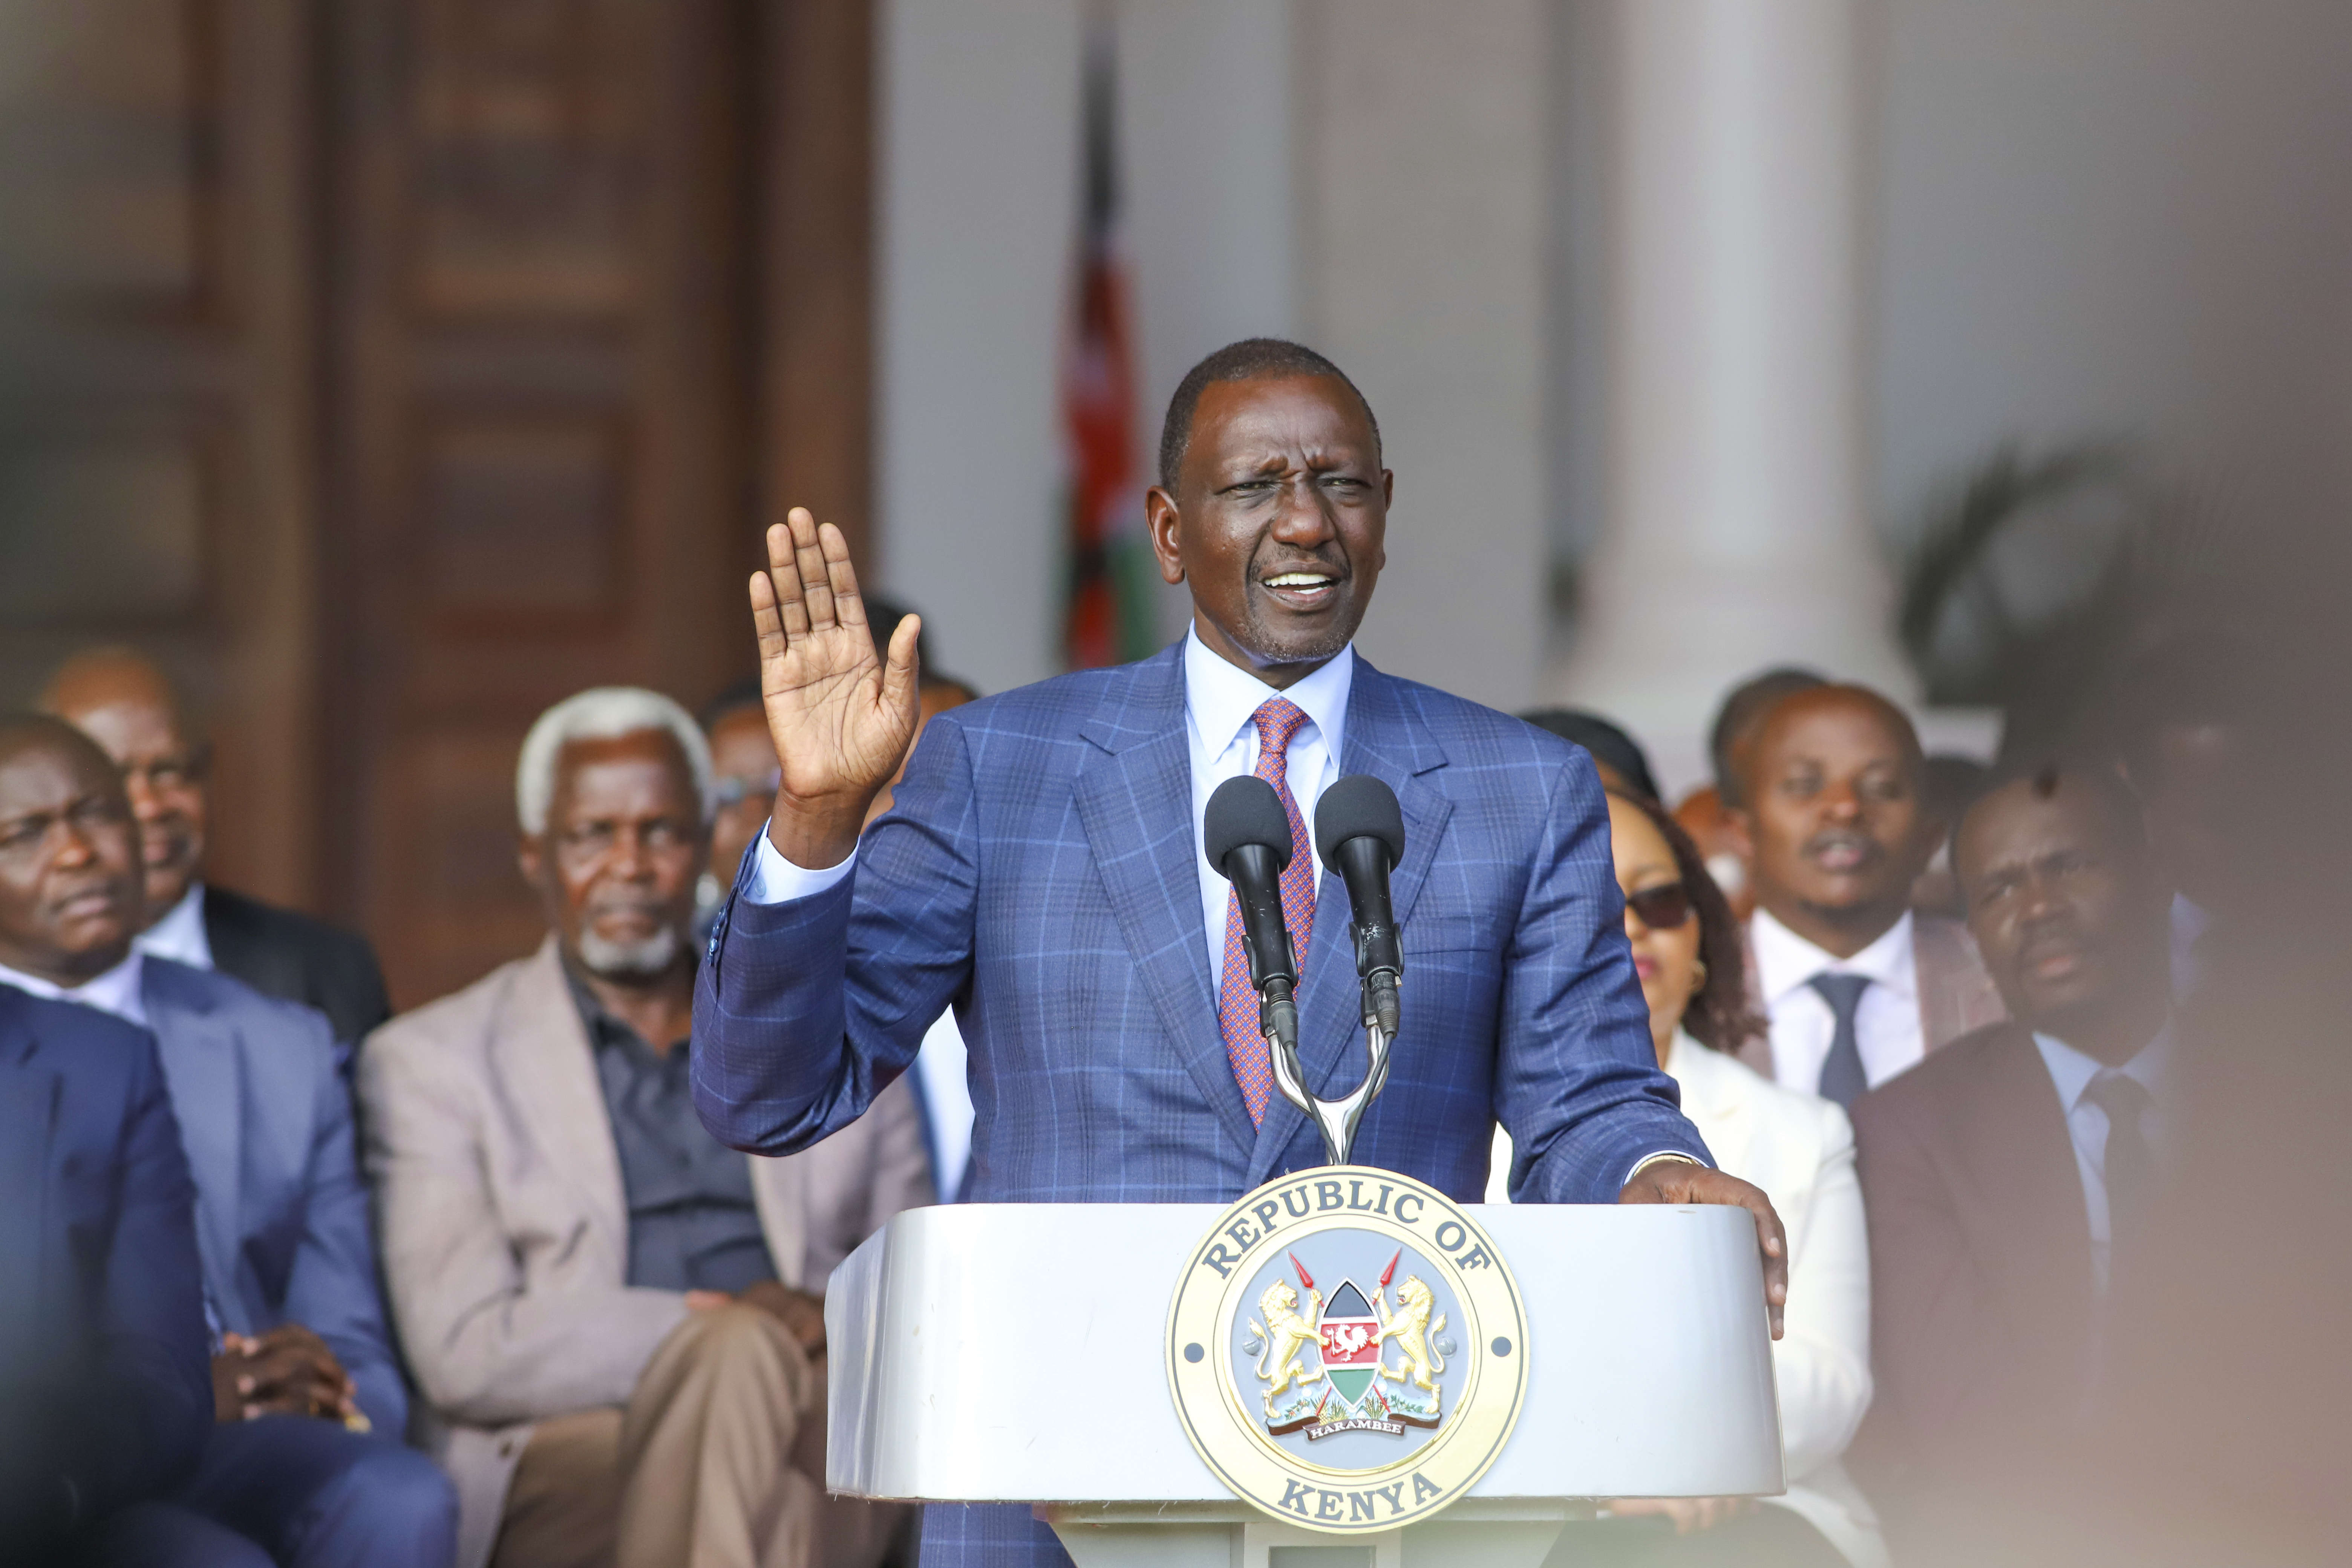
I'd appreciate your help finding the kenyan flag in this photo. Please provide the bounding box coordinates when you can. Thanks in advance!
[1318,1281,1383,1411]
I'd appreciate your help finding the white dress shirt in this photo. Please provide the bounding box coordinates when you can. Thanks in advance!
[1750,907,1925,1096]
[135,880,216,970]
[914,1008,974,1201]
[752,625,1353,992]
[0,949,149,1027]
[2030,1023,2171,1297]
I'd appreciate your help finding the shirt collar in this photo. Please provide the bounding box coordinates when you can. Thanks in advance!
[134,880,213,970]
[2033,1016,2175,1114]
[1749,905,1917,1004]
[560,953,690,1059]
[1181,623,1354,765]
[0,949,148,1028]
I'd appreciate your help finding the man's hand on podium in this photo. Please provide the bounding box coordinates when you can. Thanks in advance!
[1619,1160,1788,1340]
[749,505,923,872]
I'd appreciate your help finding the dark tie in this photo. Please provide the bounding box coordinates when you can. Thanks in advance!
[1807,973,1871,1107]
[2083,1068,2155,1281]
[1216,697,1316,1125]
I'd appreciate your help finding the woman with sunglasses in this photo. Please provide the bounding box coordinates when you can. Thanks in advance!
[1494,789,1885,1568]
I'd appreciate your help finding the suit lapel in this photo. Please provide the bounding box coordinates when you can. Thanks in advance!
[1074,647,1260,1164]
[1952,1025,2095,1386]
[748,1153,810,1291]
[498,941,632,1269]
[144,962,247,1320]
[1248,662,1452,1185]
[0,1019,57,1333]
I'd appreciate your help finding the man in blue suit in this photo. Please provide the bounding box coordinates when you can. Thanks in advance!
[0,983,232,1563]
[693,340,1787,1566]
[0,715,456,1568]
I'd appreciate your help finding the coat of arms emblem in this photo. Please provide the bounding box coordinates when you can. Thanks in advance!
[1166,1167,1528,1535]
[1246,1250,1456,1438]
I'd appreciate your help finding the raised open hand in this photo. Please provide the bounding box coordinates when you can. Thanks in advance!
[750,507,922,868]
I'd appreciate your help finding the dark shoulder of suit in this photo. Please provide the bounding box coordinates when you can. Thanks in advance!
[203,884,393,1043]
[1851,1019,2032,1140]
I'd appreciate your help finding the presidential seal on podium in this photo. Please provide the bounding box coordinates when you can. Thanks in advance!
[1165,1168,1528,1534]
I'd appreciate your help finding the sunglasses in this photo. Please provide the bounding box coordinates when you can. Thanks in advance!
[1624,881,1695,931]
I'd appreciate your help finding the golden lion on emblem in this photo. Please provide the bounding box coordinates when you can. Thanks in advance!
[1375,1276,1448,1392]
[1245,1280,1325,1412]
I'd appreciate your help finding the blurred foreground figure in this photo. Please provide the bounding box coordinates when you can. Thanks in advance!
[0,717,453,1568]
[40,649,392,1044]
[1851,765,2171,1566]
[1731,686,2003,1104]
[0,986,221,1565]
[1499,792,1885,1568]
[361,689,929,1568]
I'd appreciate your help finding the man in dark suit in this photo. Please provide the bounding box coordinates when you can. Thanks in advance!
[693,338,1790,1566]
[40,650,392,1043]
[0,985,241,1564]
[1730,684,2005,1104]
[0,715,455,1568]
[1850,763,2174,1565]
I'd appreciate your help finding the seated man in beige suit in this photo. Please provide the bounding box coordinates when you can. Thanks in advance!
[1729,685,2005,1106]
[360,688,931,1568]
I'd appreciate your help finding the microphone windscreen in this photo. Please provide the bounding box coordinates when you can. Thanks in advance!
[1204,775,1293,875]
[1313,774,1406,868]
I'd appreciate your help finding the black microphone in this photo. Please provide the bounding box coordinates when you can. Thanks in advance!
[1204,776,1300,1047]
[1314,775,1406,1040]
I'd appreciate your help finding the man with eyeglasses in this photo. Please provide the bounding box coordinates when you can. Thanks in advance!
[40,647,392,1046]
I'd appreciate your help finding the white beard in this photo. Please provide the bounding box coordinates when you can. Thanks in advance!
[576,923,683,979]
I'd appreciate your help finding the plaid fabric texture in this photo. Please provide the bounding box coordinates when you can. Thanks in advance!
[690,643,1710,1568]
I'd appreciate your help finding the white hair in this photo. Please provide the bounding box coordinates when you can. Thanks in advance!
[515,687,715,836]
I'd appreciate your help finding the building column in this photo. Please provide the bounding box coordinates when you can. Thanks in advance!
[1556,0,1911,772]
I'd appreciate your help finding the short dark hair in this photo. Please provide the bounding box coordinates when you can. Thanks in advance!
[1156,338,1381,490]
[0,710,119,777]
[1607,788,1766,1055]
[1520,709,1660,802]
[1710,667,1828,805]
[1950,758,2149,902]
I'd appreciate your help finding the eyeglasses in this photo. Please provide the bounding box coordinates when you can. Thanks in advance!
[711,771,781,810]
[1624,881,1694,931]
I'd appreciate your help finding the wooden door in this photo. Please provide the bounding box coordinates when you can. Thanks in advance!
[0,0,324,906]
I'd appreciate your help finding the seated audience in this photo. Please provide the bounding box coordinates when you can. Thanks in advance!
[1851,764,2174,1565]
[1908,754,1991,919]
[0,983,224,1565]
[1730,685,2002,1104]
[41,649,392,1045]
[1677,669,1826,924]
[0,716,453,1568]
[1519,708,1661,800]
[1494,791,1883,1568]
[361,688,930,1568]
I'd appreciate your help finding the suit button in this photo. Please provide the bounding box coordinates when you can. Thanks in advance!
[498,1438,515,1458]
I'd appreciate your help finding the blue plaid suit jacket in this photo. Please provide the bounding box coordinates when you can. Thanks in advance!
[691,644,1709,1566]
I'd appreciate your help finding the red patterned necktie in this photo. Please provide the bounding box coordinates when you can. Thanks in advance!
[1219,696,1316,1125]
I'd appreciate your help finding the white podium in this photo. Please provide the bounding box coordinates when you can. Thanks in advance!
[825,1202,1782,1567]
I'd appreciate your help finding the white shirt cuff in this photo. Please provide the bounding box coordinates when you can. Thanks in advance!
[747,829,857,905]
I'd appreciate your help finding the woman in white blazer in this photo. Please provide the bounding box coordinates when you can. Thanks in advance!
[1493,788,1887,1568]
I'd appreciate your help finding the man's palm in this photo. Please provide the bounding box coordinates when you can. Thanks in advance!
[750,508,920,867]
